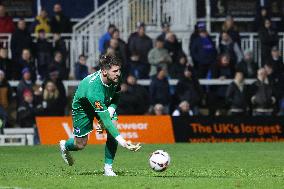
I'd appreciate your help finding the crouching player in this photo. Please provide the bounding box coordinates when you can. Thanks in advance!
[59,54,141,176]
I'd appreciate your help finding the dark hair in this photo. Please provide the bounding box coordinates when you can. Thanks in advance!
[79,54,86,59]
[99,53,121,70]
[108,24,116,30]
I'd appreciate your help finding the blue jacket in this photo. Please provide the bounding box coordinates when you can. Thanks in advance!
[99,32,111,54]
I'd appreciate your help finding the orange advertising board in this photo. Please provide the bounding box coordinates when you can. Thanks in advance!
[36,116,175,144]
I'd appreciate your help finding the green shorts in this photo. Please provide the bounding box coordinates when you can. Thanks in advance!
[72,112,118,137]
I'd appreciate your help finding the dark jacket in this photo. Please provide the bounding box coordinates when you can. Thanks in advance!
[16,79,34,105]
[128,32,153,64]
[149,76,171,105]
[11,29,33,61]
[226,81,249,110]
[190,36,217,66]
[75,63,88,80]
[50,13,71,33]
[164,40,183,64]
[18,59,37,81]
[17,101,43,127]
[175,77,203,107]
[34,38,52,66]
[259,27,278,65]
[0,57,14,80]
[236,59,258,78]
[251,80,276,109]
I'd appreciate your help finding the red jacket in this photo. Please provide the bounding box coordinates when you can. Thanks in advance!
[0,16,15,33]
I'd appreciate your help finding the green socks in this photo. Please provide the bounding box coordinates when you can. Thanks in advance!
[65,138,78,151]
[104,134,118,164]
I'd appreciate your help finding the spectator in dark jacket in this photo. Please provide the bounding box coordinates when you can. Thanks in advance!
[168,52,188,79]
[0,5,15,33]
[42,81,62,116]
[268,46,284,78]
[221,15,241,45]
[128,52,148,79]
[175,66,202,114]
[50,3,71,33]
[117,76,149,115]
[17,68,34,106]
[48,51,68,80]
[254,7,271,32]
[128,22,153,72]
[53,33,68,65]
[236,49,258,78]
[43,69,67,115]
[190,22,217,78]
[106,29,127,64]
[164,32,183,65]
[219,31,243,65]
[149,67,171,113]
[208,54,235,115]
[18,49,36,82]
[99,24,116,54]
[11,19,33,64]
[157,22,171,41]
[0,48,14,80]
[75,55,88,80]
[34,29,52,79]
[259,19,278,66]
[251,68,276,116]
[17,89,43,128]
[226,71,249,115]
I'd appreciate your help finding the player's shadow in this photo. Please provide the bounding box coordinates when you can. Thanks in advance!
[77,170,104,176]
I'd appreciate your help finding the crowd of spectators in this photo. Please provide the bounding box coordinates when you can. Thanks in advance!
[0,3,283,129]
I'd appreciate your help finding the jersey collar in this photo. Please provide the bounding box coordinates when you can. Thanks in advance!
[100,71,110,87]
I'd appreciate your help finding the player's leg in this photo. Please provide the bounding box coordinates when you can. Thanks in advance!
[60,117,92,166]
[104,119,118,176]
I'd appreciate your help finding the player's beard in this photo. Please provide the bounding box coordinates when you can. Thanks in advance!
[107,74,118,84]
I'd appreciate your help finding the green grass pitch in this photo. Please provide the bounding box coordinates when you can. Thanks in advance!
[0,143,284,189]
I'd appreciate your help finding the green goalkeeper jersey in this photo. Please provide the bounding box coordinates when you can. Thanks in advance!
[71,70,121,138]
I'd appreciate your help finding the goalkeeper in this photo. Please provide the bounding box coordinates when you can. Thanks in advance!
[59,54,141,176]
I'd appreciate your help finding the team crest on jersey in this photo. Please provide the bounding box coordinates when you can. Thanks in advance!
[95,101,103,110]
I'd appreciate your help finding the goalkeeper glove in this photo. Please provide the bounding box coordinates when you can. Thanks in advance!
[115,135,142,152]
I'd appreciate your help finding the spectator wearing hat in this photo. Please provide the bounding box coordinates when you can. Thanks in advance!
[190,22,217,78]
[75,54,88,80]
[225,71,249,116]
[221,15,241,45]
[128,22,153,75]
[11,19,33,65]
[172,101,193,116]
[157,22,171,42]
[99,24,116,54]
[0,5,15,33]
[149,67,171,113]
[236,49,258,78]
[18,49,36,81]
[259,19,278,66]
[0,47,14,80]
[17,68,34,106]
[175,65,202,114]
[50,3,71,33]
[17,89,43,128]
[34,29,52,80]
[148,38,172,77]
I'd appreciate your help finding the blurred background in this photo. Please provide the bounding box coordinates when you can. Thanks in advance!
[0,0,283,145]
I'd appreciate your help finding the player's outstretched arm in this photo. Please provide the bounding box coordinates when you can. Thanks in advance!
[97,111,141,152]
